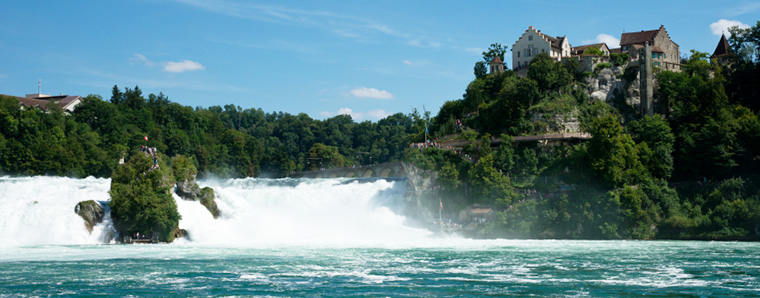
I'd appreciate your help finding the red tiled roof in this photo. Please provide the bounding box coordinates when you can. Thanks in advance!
[712,34,731,58]
[1,94,55,111]
[620,29,659,46]
[571,43,609,55]
[490,56,503,64]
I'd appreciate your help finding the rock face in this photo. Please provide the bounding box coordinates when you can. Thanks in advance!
[403,163,439,223]
[585,66,643,120]
[175,177,220,219]
[199,187,220,219]
[176,178,202,200]
[75,200,104,233]
[171,155,220,219]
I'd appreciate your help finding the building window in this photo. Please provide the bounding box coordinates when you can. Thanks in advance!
[517,51,520,57]
[664,53,666,58]
[542,49,544,53]
[529,35,533,41]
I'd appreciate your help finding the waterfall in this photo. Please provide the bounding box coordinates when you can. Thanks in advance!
[0,176,433,247]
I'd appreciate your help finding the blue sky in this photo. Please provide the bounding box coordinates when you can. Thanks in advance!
[0,1,757,121]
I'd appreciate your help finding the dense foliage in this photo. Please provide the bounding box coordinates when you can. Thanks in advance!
[109,152,180,242]
[412,25,760,240]
[0,89,427,178]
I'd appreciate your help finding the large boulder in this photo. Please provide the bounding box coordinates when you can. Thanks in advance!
[171,155,220,218]
[199,187,220,218]
[176,178,201,200]
[75,200,104,233]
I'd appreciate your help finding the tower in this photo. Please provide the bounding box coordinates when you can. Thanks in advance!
[639,45,654,117]
[489,56,504,74]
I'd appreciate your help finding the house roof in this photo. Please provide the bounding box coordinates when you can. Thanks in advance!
[545,35,567,49]
[490,56,503,64]
[1,94,81,112]
[571,43,609,55]
[620,29,659,46]
[712,34,731,58]
[513,26,570,52]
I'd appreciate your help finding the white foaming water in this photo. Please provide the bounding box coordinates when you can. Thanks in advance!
[177,178,433,246]
[0,176,115,247]
[0,176,437,248]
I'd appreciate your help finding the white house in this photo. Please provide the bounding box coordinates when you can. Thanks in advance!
[511,26,571,71]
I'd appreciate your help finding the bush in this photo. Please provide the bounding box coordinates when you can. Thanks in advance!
[610,53,629,66]
[594,62,612,73]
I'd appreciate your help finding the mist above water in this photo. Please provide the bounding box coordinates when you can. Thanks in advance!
[179,178,433,247]
[0,176,434,248]
[0,176,115,247]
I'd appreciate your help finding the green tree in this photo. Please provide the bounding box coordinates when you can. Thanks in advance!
[528,53,572,90]
[474,61,487,78]
[438,161,461,190]
[493,135,515,174]
[482,43,507,65]
[308,143,345,170]
[584,46,605,56]
[626,116,675,180]
[109,153,181,242]
[586,115,646,187]
[467,154,514,205]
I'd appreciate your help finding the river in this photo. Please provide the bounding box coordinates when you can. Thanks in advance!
[1,176,758,296]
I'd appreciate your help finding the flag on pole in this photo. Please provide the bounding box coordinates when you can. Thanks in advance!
[440,198,443,210]
[144,136,149,141]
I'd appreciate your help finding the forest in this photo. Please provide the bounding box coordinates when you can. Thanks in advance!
[406,22,760,240]
[0,22,758,240]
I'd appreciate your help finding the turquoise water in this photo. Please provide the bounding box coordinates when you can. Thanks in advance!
[2,240,759,297]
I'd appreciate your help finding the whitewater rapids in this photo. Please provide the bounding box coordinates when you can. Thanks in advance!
[0,176,435,247]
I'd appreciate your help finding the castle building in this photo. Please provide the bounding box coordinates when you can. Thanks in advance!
[570,43,610,57]
[711,33,732,67]
[489,56,505,74]
[619,25,680,71]
[511,26,571,71]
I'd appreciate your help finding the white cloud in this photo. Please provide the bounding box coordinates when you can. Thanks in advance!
[402,59,430,67]
[710,19,750,35]
[131,54,205,73]
[130,54,156,66]
[725,2,760,16]
[319,111,333,117]
[368,24,395,35]
[163,60,205,73]
[595,34,621,47]
[337,107,354,115]
[349,87,393,99]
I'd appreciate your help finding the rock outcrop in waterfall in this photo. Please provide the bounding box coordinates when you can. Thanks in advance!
[74,200,104,233]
